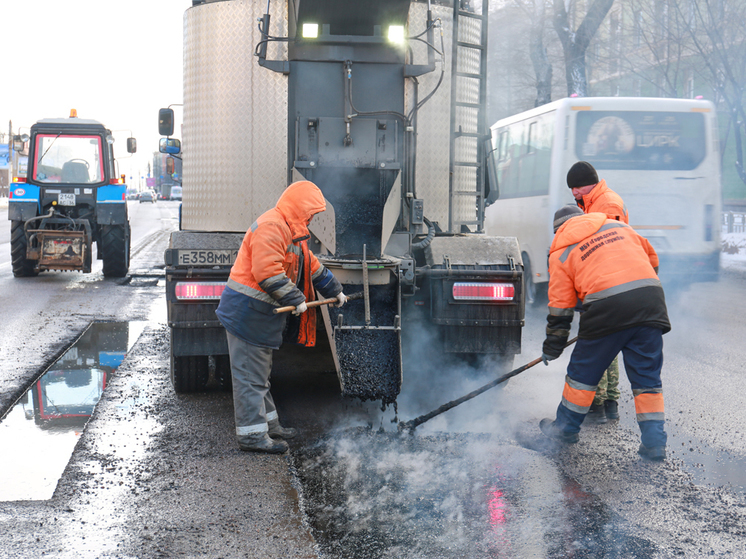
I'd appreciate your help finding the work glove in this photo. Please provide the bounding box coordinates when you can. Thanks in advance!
[291,301,308,316]
[336,292,347,308]
[542,334,566,363]
[541,353,558,366]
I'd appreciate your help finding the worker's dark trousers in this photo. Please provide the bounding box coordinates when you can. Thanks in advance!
[226,331,278,436]
[554,325,667,448]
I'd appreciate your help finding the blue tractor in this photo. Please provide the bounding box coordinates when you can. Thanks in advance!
[8,111,134,277]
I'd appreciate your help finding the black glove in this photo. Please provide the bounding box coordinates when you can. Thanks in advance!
[542,334,566,362]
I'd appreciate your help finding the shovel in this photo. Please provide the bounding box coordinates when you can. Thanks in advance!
[398,337,578,433]
[273,290,364,314]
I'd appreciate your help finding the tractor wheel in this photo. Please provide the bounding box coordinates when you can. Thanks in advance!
[10,221,38,277]
[101,223,130,278]
[170,353,210,394]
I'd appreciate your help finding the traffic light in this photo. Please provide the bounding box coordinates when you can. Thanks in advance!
[166,157,175,175]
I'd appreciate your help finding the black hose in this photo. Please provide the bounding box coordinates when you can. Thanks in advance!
[410,217,435,251]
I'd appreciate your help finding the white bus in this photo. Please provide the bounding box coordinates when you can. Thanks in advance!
[484,97,721,301]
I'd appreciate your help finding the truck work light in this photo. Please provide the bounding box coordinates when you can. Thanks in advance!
[302,23,319,38]
[174,281,226,300]
[388,25,405,43]
[452,282,515,302]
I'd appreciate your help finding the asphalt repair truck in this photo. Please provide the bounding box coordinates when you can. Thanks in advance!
[8,111,135,278]
[161,0,526,403]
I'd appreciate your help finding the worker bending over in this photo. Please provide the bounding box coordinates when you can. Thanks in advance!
[539,205,671,461]
[216,181,346,454]
[567,160,629,423]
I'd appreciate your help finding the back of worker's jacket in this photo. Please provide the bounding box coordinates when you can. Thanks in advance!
[576,179,629,224]
[548,212,670,341]
[217,181,341,348]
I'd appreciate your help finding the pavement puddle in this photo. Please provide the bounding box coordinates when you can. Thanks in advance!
[0,321,145,501]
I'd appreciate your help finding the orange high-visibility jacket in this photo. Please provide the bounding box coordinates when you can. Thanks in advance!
[223,181,334,347]
[548,212,670,339]
[576,179,629,224]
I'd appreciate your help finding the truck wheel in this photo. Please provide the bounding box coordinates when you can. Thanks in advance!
[101,224,130,278]
[10,221,38,277]
[214,355,233,391]
[170,354,209,393]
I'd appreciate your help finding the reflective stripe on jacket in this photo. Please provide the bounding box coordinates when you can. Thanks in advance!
[548,212,670,339]
[577,179,629,224]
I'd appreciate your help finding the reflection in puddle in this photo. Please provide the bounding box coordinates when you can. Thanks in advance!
[293,429,658,559]
[0,322,145,501]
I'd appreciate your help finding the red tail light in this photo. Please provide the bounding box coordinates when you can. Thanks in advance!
[174,282,226,300]
[452,282,515,301]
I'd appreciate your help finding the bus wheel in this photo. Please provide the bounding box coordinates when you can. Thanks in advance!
[523,254,547,307]
[523,254,537,304]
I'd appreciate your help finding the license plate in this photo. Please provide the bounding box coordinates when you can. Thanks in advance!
[58,193,76,206]
[177,249,238,266]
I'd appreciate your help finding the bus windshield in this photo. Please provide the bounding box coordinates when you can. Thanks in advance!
[33,134,104,184]
[575,111,706,171]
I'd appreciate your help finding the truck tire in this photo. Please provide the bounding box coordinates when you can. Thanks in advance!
[170,353,209,393]
[10,220,38,277]
[101,223,130,278]
[214,355,233,391]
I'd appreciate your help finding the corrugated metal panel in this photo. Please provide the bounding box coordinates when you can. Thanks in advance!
[182,1,288,232]
[407,2,453,232]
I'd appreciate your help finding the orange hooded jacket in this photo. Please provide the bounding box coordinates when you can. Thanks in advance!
[576,179,629,224]
[547,212,669,340]
[219,181,337,348]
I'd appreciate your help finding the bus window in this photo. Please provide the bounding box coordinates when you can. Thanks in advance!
[498,131,509,161]
[575,111,706,170]
[527,122,537,154]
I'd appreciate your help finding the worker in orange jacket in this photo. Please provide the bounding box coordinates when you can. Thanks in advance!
[216,181,346,453]
[539,205,671,461]
[567,161,629,423]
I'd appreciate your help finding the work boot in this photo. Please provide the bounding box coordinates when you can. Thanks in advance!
[604,399,620,420]
[237,433,288,454]
[638,443,666,461]
[539,418,579,444]
[268,418,298,440]
[587,402,607,424]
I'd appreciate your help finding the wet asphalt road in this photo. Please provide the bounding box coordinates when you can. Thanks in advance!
[1,200,745,557]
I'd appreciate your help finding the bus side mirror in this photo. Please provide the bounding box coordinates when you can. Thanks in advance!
[127,137,137,154]
[159,138,181,155]
[159,108,175,136]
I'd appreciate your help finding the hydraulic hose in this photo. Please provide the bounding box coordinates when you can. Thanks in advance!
[411,216,435,251]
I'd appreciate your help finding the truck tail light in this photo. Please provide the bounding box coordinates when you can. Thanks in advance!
[174,282,226,300]
[452,282,515,302]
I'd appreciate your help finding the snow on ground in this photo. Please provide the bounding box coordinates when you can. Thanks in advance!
[721,232,746,274]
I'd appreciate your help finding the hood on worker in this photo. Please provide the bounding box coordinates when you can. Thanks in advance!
[550,212,609,252]
[275,180,327,241]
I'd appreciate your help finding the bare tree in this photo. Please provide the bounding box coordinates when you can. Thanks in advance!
[553,0,616,96]
[529,0,554,105]
[679,0,746,186]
